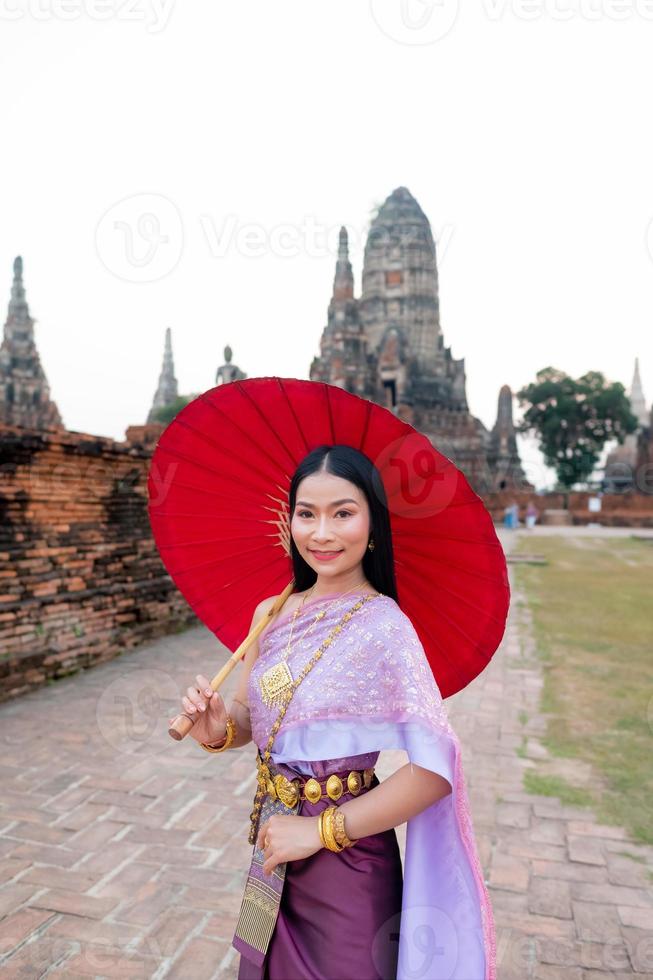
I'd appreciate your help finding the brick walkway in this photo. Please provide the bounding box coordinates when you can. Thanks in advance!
[0,528,651,978]
[471,528,653,979]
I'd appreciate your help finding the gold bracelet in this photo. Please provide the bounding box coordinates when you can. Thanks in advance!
[318,809,338,850]
[199,715,236,753]
[320,806,345,852]
[333,808,357,848]
[326,807,345,851]
[318,808,328,848]
[317,806,356,849]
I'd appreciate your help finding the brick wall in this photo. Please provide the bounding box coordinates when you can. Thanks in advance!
[1,422,652,703]
[483,489,653,527]
[0,423,197,703]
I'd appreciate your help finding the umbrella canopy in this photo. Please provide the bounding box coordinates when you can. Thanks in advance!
[147,376,510,697]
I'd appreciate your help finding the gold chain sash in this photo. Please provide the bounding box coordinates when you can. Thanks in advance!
[232,593,381,968]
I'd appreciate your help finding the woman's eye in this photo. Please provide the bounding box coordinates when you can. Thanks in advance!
[296,510,352,518]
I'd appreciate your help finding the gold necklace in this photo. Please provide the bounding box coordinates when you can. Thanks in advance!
[281,585,319,658]
[258,584,366,708]
[249,592,381,843]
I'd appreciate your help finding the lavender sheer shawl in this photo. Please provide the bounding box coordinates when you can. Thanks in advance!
[246,590,497,980]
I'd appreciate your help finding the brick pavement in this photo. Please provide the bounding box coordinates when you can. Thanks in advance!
[471,528,653,979]
[0,527,651,978]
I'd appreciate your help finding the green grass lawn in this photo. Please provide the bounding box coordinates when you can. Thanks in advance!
[511,533,653,844]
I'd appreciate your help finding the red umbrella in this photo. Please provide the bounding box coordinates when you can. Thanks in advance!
[147,376,509,731]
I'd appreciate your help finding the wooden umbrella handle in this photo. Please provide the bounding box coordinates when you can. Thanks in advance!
[168,580,295,741]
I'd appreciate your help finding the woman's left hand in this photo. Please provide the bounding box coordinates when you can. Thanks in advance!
[256,813,323,875]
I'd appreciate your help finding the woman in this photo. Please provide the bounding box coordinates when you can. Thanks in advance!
[171,444,497,980]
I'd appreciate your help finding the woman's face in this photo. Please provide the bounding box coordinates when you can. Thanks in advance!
[290,471,371,580]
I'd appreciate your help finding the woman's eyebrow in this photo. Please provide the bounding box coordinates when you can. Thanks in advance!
[296,498,358,507]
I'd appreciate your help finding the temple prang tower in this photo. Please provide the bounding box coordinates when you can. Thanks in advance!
[488,384,530,491]
[629,356,648,427]
[604,356,650,491]
[310,187,530,492]
[0,256,63,431]
[310,227,373,397]
[147,326,178,423]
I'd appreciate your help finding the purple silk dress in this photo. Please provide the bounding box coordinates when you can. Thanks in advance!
[237,760,403,980]
[234,589,496,980]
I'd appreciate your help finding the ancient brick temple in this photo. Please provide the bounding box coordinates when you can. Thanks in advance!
[604,356,651,492]
[310,187,530,493]
[146,326,178,423]
[0,257,63,431]
[0,259,194,701]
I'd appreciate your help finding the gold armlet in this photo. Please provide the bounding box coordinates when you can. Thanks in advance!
[318,806,354,851]
[333,807,357,848]
[199,715,236,753]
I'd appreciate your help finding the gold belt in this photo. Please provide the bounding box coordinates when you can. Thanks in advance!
[256,755,375,808]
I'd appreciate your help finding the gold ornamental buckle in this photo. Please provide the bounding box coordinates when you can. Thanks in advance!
[347,771,362,794]
[274,773,301,808]
[304,777,322,804]
[326,774,344,801]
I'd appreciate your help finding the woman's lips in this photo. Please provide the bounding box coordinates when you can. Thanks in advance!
[309,549,343,562]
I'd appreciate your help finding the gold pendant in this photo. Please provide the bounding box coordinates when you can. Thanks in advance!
[274,773,300,808]
[259,659,294,707]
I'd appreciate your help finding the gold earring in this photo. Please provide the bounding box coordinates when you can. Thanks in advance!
[368,538,375,552]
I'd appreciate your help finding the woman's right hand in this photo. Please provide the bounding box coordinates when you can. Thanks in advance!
[169,673,229,744]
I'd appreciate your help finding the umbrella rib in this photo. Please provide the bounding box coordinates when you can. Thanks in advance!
[401,601,470,691]
[408,571,508,626]
[149,511,260,520]
[197,391,295,476]
[358,399,373,453]
[156,534,286,558]
[156,434,274,490]
[210,570,293,634]
[147,480,263,505]
[323,384,336,443]
[402,570,499,661]
[194,564,290,618]
[277,378,311,455]
[233,379,301,469]
[149,512,288,524]
[395,545,507,586]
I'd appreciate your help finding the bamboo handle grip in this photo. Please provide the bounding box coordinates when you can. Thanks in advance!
[168,580,295,741]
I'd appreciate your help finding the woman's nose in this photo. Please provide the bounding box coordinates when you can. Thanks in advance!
[313,518,334,539]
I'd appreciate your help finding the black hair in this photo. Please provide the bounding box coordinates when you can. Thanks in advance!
[287,444,398,602]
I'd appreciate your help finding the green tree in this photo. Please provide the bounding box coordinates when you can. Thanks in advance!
[151,394,201,426]
[515,368,638,500]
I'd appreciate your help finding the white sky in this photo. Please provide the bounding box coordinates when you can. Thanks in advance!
[1,1,652,492]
